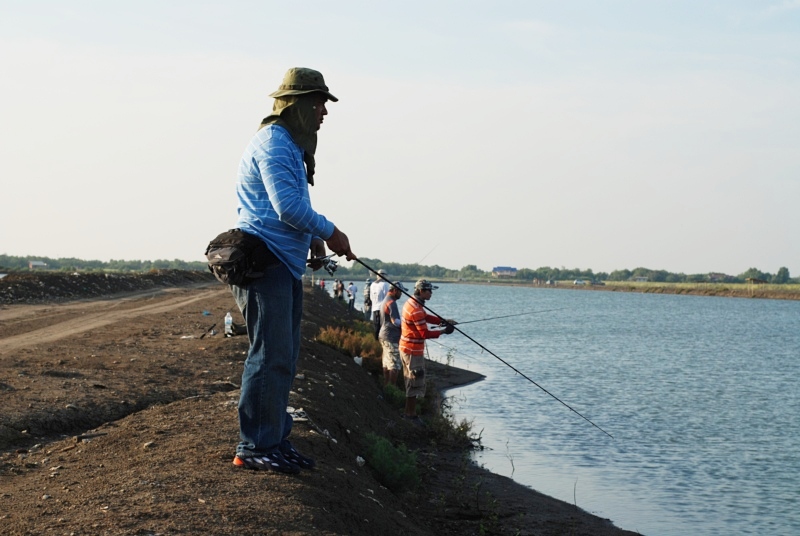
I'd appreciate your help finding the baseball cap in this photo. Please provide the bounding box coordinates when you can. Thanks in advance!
[414,279,438,291]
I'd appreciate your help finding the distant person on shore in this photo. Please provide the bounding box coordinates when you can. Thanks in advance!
[336,279,345,301]
[399,279,456,425]
[378,281,406,387]
[369,270,390,339]
[319,279,325,290]
[228,67,353,474]
[346,281,357,311]
[362,278,372,320]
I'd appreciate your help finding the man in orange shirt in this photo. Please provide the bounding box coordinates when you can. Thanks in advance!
[399,279,456,425]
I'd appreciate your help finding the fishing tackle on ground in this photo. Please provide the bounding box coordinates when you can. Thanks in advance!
[351,256,614,439]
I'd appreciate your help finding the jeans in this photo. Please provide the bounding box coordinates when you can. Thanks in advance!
[231,262,302,456]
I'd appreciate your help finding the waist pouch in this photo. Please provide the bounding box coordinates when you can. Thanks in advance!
[204,229,281,286]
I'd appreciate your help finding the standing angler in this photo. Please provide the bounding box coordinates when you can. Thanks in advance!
[370,269,390,339]
[347,281,357,311]
[230,67,354,473]
[399,279,456,425]
[363,278,372,320]
[378,282,407,387]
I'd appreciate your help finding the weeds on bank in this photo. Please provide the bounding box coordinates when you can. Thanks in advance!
[426,384,482,449]
[444,347,455,367]
[505,439,516,477]
[382,383,406,407]
[364,432,419,493]
[316,325,381,358]
[478,488,500,535]
[382,371,480,448]
[350,319,377,339]
[426,408,479,449]
[452,450,472,504]
[312,299,526,534]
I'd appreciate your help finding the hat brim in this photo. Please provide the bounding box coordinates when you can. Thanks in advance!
[269,88,339,102]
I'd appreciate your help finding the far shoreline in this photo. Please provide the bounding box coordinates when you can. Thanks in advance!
[424,278,800,301]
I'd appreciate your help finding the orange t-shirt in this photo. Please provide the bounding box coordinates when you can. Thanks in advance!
[399,296,443,356]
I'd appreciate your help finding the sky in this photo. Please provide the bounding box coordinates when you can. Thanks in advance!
[1,1,798,276]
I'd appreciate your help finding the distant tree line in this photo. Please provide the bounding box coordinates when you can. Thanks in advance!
[1,254,794,284]
[0,254,207,273]
[604,266,793,284]
[334,258,796,285]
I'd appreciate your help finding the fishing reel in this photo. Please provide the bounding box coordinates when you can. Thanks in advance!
[307,254,339,277]
[322,256,339,277]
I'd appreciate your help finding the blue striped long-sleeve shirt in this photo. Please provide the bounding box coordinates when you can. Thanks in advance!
[235,124,335,279]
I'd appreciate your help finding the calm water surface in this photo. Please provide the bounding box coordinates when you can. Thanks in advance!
[416,283,800,536]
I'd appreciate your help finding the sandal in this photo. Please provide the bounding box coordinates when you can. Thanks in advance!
[233,452,301,474]
[281,442,316,469]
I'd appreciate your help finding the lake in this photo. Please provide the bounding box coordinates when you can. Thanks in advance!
[411,283,800,536]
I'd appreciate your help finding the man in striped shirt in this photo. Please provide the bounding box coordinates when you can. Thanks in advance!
[230,67,354,474]
[399,279,456,424]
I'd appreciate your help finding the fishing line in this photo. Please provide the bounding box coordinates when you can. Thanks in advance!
[428,338,486,365]
[352,256,614,440]
[455,308,566,326]
[426,338,484,366]
[416,243,440,264]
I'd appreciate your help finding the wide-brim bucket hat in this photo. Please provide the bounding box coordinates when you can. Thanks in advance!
[269,67,338,102]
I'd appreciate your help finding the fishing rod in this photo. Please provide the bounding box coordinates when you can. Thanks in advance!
[350,256,614,439]
[416,243,440,264]
[453,308,565,326]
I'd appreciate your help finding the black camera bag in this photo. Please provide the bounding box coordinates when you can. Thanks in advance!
[204,229,280,286]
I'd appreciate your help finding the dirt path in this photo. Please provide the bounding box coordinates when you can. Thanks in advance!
[0,286,223,354]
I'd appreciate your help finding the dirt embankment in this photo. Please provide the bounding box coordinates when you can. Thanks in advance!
[0,271,641,535]
[0,270,216,305]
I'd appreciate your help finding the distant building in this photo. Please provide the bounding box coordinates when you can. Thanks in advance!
[491,266,517,278]
[28,261,48,270]
[632,276,648,282]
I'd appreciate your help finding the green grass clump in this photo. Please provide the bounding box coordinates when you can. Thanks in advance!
[382,383,405,408]
[364,432,419,493]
